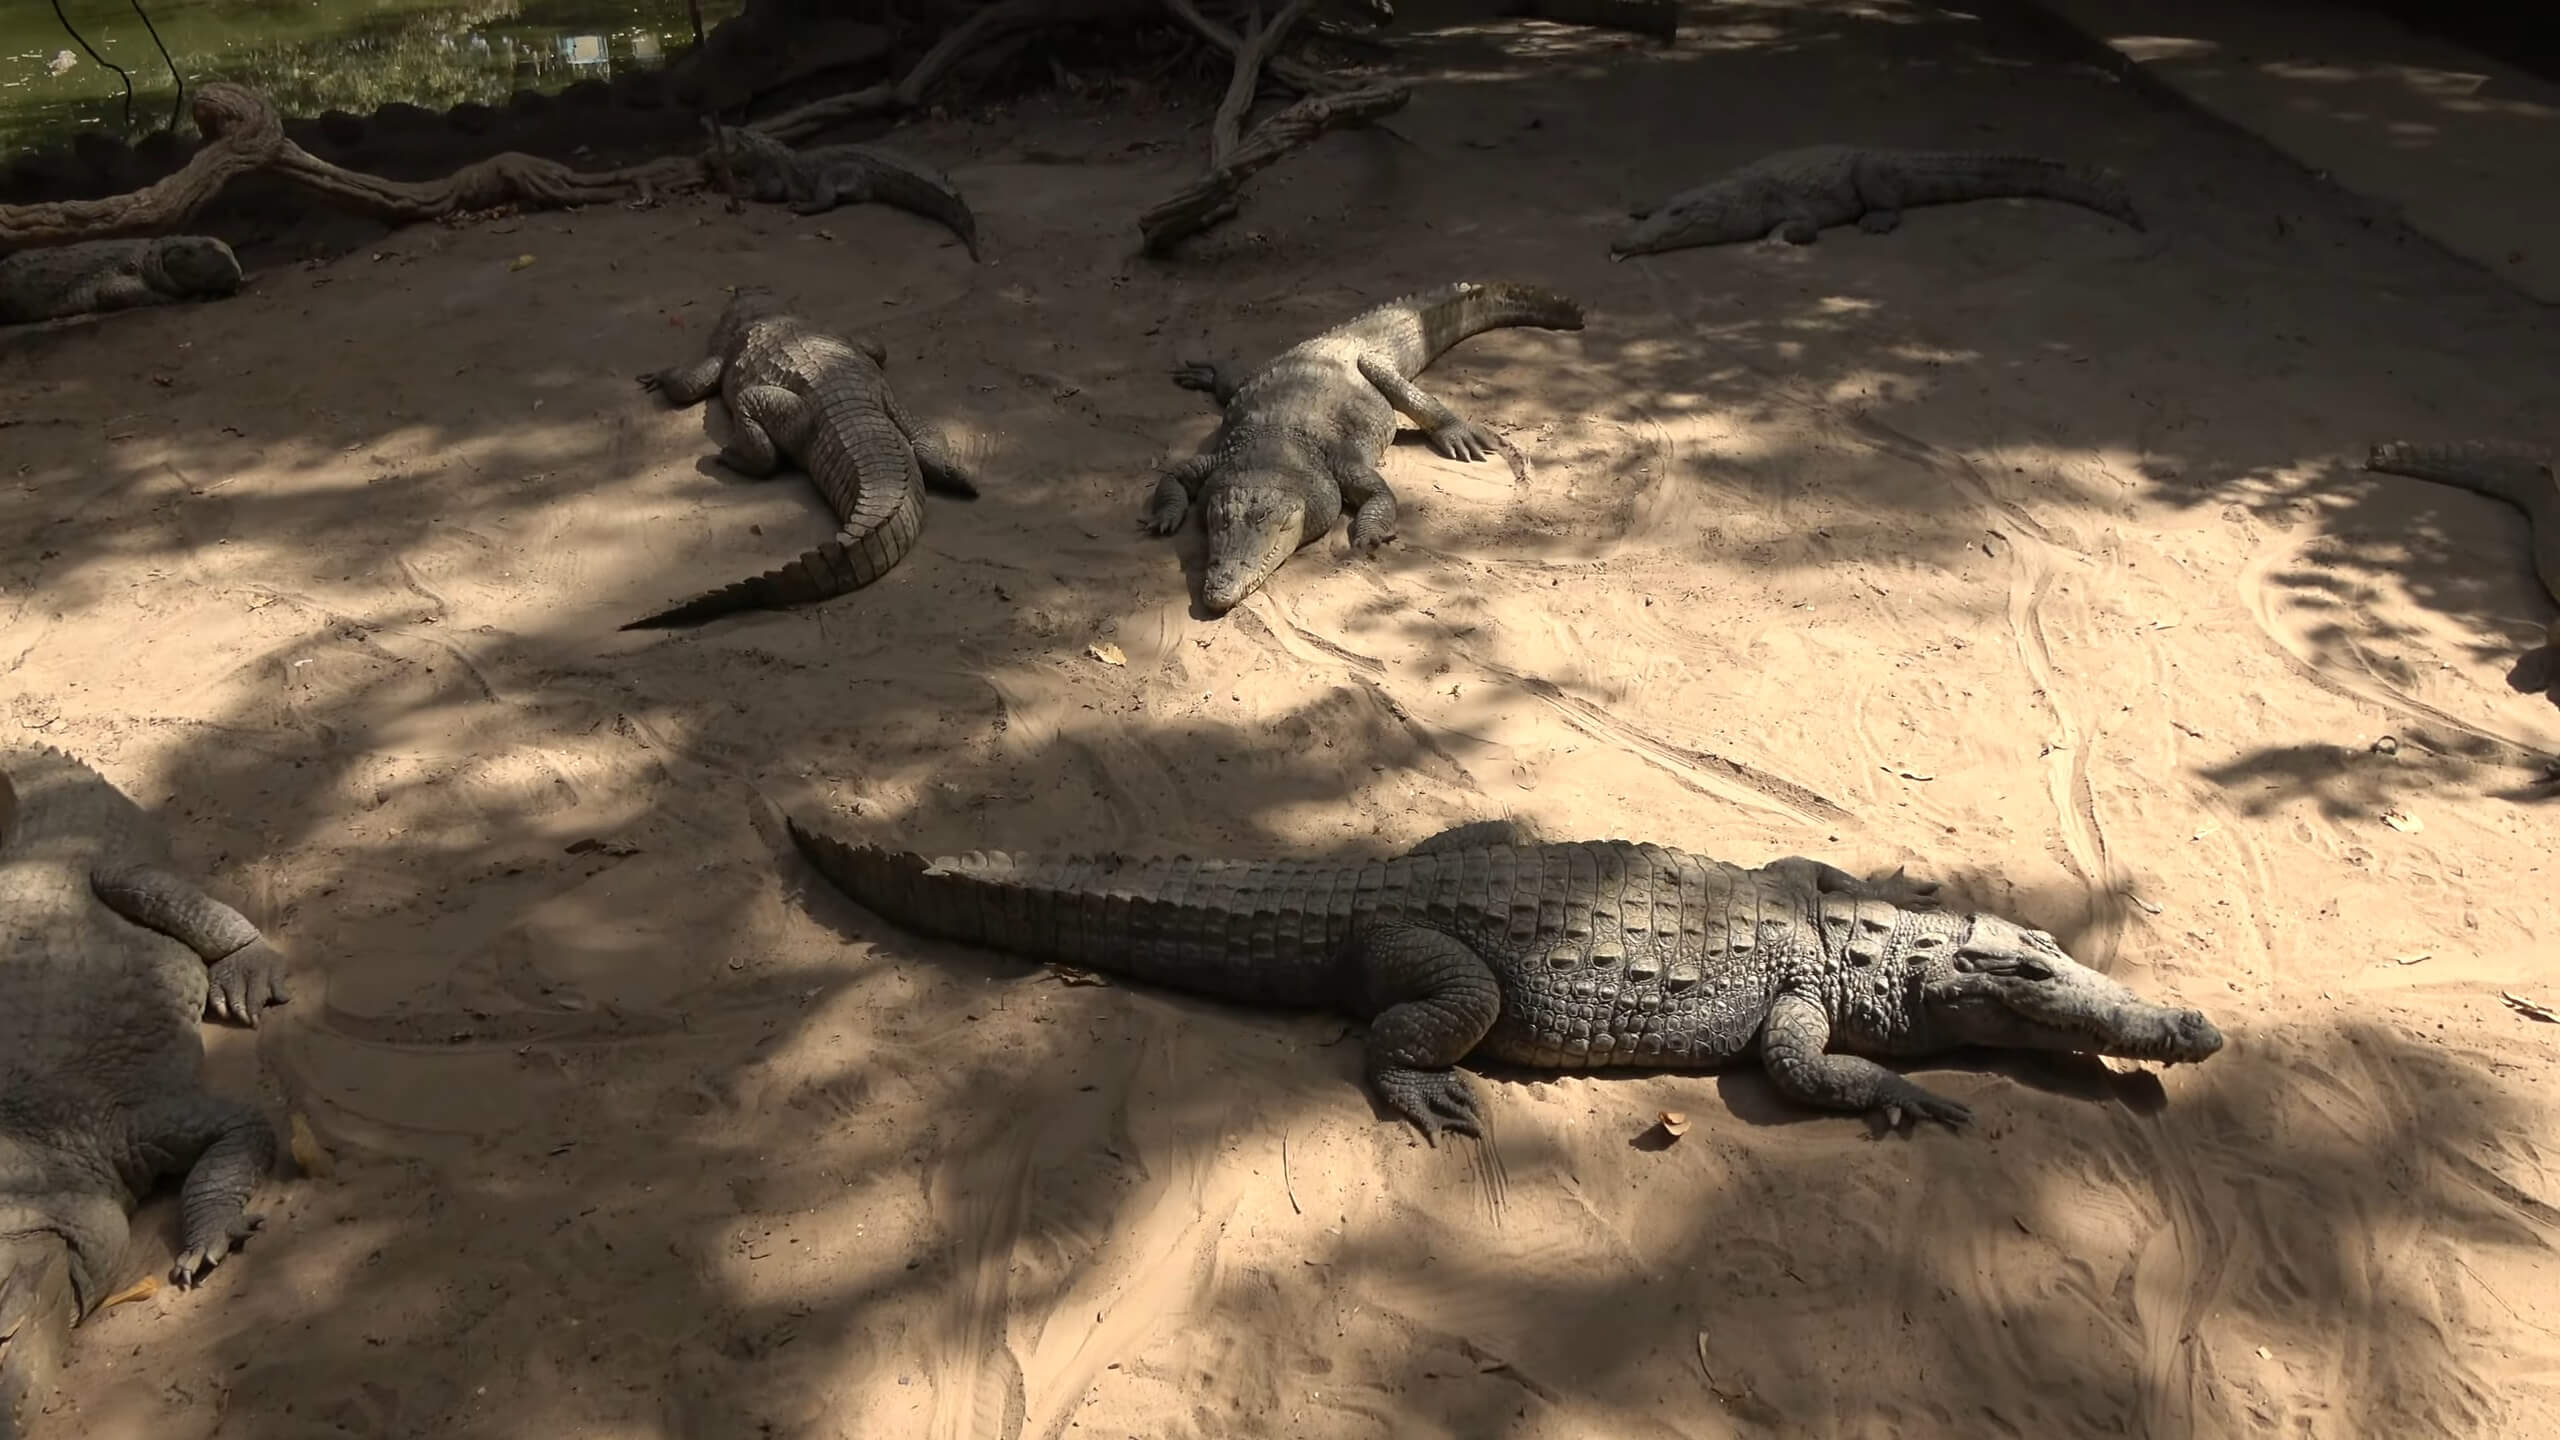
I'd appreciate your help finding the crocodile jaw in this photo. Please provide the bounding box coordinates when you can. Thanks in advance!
[1201,486,1308,615]
[1911,914,2226,1064]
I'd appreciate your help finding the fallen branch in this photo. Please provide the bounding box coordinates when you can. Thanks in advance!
[1139,80,1408,254]
[1159,0,1342,95]
[0,84,704,252]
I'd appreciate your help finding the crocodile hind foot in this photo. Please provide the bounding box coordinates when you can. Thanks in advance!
[1370,1065,1486,1145]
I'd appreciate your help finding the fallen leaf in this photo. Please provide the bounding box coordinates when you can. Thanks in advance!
[2256,1345,2273,1359]
[1045,964,1108,987]
[564,836,641,857]
[289,1113,335,1179]
[814,227,836,241]
[1085,642,1127,667]
[100,1274,160,1310]
[2380,809,2422,833]
[2503,992,2559,1024]
[2130,894,2163,915]
[508,253,537,271]
[1657,1110,1689,1139]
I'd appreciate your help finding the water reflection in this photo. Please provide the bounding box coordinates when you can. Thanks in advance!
[0,0,745,152]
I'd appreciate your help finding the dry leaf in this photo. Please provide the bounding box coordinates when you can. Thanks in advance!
[2380,809,2422,833]
[508,253,537,272]
[100,1273,160,1310]
[1657,1110,1689,1139]
[1045,964,1108,987]
[289,1112,335,1179]
[2255,1345,2273,1359]
[2503,992,2559,1023]
[2130,894,2164,915]
[1085,642,1127,667]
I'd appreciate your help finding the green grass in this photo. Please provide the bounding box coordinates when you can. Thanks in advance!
[1,0,743,154]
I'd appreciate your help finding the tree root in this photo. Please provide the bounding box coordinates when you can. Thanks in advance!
[0,84,705,252]
[1139,81,1408,254]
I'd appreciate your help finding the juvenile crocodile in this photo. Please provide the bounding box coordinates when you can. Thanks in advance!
[628,288,979,629]
[786,816,2224,1141]
[0,236,241,325]
[715,126,980,260]
[1612,145,2143,257]
[1147,281,1584,614]
[2365,441,2560,616]
[0,746,288,1425]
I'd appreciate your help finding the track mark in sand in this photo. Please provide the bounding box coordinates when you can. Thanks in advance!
[923,1114,1036,1440]
[1015,1032,1245,1440]
[1471,655,1852,826]
[2238,542,2559,774]
[2002,542,2133,965]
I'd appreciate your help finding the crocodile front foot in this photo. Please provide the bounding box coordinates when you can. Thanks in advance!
[206,939,290,1026]
[171,1213,264,1289]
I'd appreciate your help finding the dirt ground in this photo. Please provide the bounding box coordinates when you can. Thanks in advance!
[4,0,2557,1435]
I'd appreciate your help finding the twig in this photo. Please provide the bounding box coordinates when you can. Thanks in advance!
[1139,80,1407,254]
[1159,0,1339,95]
[1280,1127,1301,1214]
[752,0,1150,144]
[50,0,135,136]
[1212,0,1318,158]
[126,0,183,132]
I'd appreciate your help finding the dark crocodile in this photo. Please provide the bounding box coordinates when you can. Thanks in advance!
[1612,145,2143,257]
[0,746,288,1432]
[2365,441,2560,616]
[716,126,980,259]
[1146,281,1585,614]
[628,288,980,629]
[0,237,240,325]
[786,816,2225,1141]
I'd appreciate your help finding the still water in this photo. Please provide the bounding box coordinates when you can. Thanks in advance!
[1,0,747,154]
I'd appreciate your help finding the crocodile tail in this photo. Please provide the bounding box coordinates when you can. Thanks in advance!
[1886,152,2144,231]
[621,481,924,629]
[1402,280,1588,364]
[784,817,1350,1007]
[845,146,981,260]
[2367,441,2558,516]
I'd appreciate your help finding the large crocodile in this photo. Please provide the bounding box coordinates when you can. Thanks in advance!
[1612,145,2143,257]
[786,816,2224,1141]
[2365,442,2560,621]
[0,236,241,325]
[714,126,980,260]
[0,746,288,1430]
[628,288,980,629]
[1145,281,1584,614]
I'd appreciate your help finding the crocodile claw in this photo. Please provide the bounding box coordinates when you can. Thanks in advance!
[206,940,290,1027]
[1373,1065,1486,1145]
[171,1213,263,1289]
[1429,422,1492,463]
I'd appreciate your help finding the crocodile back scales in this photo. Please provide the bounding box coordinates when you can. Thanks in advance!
[791,824,1802,1069]
[626,312,925,626]
[0,746,208,1097]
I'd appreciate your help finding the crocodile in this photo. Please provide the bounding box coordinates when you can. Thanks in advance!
[1146,281,1585,614]
[628,288,980,629]
[2365,441,2560,619]
[0,746,288,1427]
[1612,145,2144,257]
[0,236,241,325]
[785,816,2225,1141]
[714,125,980,260]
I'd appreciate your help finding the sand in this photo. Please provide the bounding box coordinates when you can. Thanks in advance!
[3,0,2557,1435]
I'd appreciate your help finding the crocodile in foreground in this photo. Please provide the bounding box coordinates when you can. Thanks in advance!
[786,817,2224,1140]
[1612,145,2143,257]
[2365,441,2560,618]
[716,126,980,260]
[0,237,241,325]
[1,747,288,1431]
[628,288,980,629]
[1146,281,1584,613]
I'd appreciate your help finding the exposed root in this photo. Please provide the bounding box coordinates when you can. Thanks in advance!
[0,85,704,252]
[1140,80,1409,255]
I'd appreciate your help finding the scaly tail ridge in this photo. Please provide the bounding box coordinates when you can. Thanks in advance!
[1884,152,2144,231]
[622,481,924,629]
[845,146,981,260]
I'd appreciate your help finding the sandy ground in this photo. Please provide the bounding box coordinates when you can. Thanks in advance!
[4,0,2558,1435]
